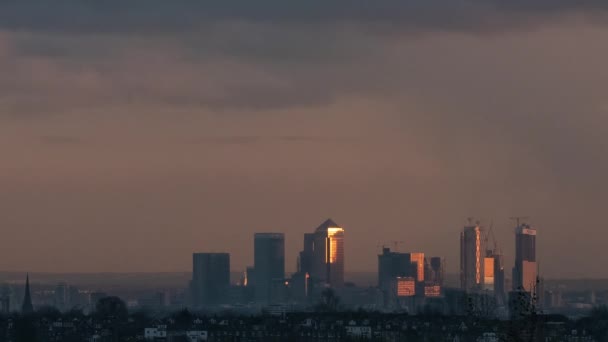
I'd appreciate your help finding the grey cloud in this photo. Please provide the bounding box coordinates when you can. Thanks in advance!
[1,1,608,35]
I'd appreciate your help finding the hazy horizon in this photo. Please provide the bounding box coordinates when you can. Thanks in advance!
[2,1,608,278]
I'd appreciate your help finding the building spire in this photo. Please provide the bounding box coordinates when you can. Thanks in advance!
[21,273,34,314]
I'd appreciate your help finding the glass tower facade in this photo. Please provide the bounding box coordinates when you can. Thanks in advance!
[460,225,484,292]
[513,224,537,292]
[192,253,230,307]
[253,233,285,303]
[310,219,345,288]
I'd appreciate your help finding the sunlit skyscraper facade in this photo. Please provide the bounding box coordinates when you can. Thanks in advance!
[308,219,345,288]
[513,224,537,292]
[460,224,484,292]
[409,252,425,282]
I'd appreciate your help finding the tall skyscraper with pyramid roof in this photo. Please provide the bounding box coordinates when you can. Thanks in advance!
[22,274,34,314]
[300,219,345,288]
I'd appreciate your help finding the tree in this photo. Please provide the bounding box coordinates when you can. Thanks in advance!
[315,288,341,312]
[95,296,128,322]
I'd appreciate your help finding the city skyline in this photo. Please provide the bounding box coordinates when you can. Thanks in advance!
[0,216,558,278]
[3,1,608,279]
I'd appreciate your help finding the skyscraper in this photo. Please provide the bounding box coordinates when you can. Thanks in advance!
[22,274,33,314]
[513,224,537,292]
[253,233,285,303]
[409,252,425,282]
[378,248,412,294]
[483,252,495,292]
[298,233,316,275]
[54,282,69,312]
[304,219,345,288]
[460,224,484,292]
[192,253,230,307]
[428,257,444,286]
[493,252,506,302]
[0,284,10,314]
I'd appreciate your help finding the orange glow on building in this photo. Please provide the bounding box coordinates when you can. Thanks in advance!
[396,277,416,297]
[484,257,495,290]
[424,285,441,297]
[410,253,425,282]
[327,227,344,264]
[522,260,538,292]
[475,230,481,284]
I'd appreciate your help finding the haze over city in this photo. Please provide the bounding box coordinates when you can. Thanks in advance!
[2,1,608,279]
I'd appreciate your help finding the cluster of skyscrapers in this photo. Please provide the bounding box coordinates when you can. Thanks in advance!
[460,219,538,308]
[189,217,538,311]
[191,219,345,307]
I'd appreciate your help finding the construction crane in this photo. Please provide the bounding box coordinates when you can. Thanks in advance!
[392,241,404,252]
[510,216,530,227]
[377,241,404,253]
[483,220,499,254]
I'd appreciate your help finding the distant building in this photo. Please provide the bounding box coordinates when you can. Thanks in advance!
[0,285,9,314]
[512,224,537,292]
[424,284,442,297]
[428,257,444,286]
[253,233,285,303]
[396,277,416,297]
[483,253,495,291]
[461,224,484,292]
[192,253,230,307]
[489,251,505,302]
[298,233,316,277]
[21,274,34,314]
[378,248,412,294]
[54,282,69,311]
[300,219,345,288]
[409,253,425,282]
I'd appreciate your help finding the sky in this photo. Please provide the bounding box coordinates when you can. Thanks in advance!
[1,1,608,278]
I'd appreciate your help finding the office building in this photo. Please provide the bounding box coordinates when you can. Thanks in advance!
[409,252,425,282]
[460,224,484,292]
[513,224,537,293]
[396,277,416,297]
[0,285,9,314]
[424,284,441,297]
[483,249,505,303]
[299,219,345,288]
[483,253,495,292]
[192,253,230,307]
[253,233,285,303]
[428,257,444,286]
[378,248,412,295]
[54,282,69,312]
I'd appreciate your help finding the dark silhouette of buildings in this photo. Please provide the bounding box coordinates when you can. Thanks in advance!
[253,233,285,303]
[0,284,9,314]
[192,253,230,307]
[22,274,34,314]
[427,257,444,286]
[305,219,345,288]
[378,248,414,295]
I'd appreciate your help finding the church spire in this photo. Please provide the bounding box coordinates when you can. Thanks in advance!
[21,274,33,314]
